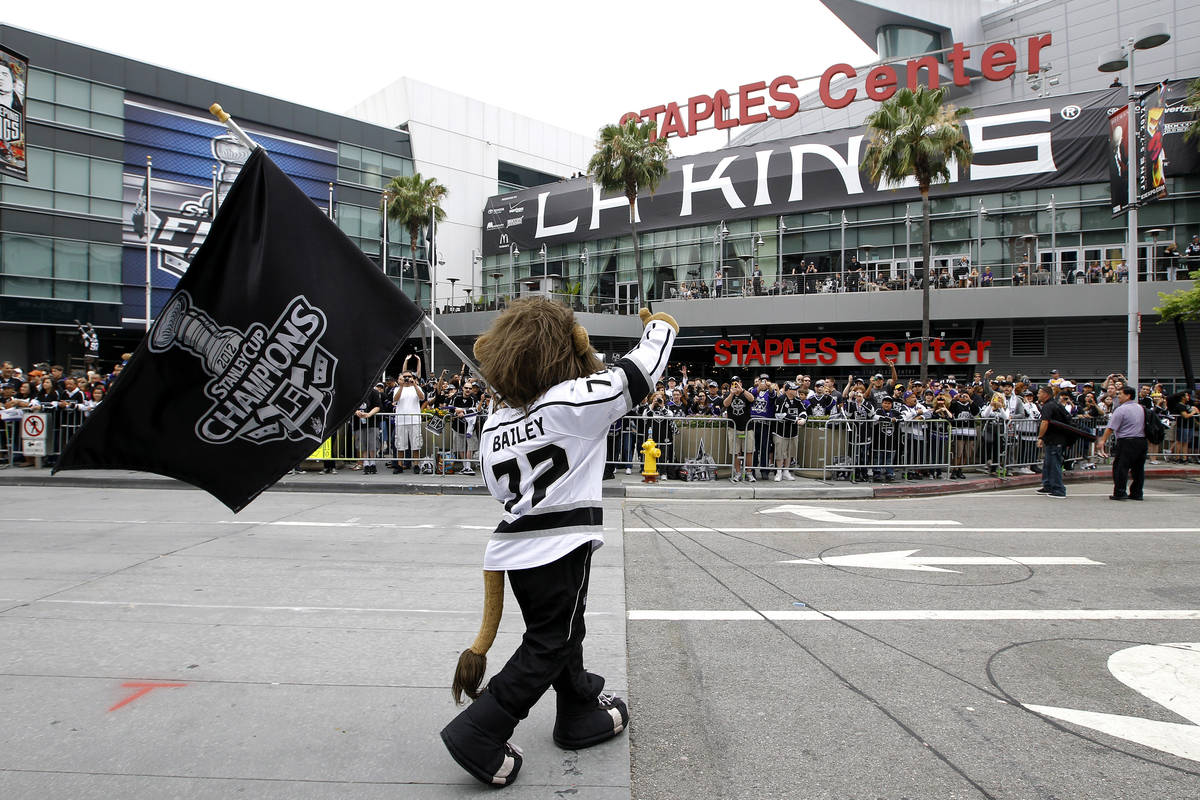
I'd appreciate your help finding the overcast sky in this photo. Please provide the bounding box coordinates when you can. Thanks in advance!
[7,0,877,156]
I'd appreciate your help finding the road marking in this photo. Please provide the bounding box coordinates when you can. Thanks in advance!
[624,527,1200,534]
[0,518,509,532]
[16,599,615,616]
[1025,642,1200,763]
[628,609,1200,622]
[108,681,187,712]
[759,505,960,526]
[781,549,1103,573]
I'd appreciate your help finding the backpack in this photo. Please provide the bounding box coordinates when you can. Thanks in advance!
[1144,406,1166,445]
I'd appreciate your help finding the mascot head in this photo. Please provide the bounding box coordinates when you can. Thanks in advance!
[473,297,604,408]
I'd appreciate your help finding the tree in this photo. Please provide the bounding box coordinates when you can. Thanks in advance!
[1155,271,1200,321]
[861,87,973,385]
[382,173,448,306]
[587,118,671,310]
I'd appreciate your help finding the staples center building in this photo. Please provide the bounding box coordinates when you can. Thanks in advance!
[3,0,1200,387]
[449,0,1200,385]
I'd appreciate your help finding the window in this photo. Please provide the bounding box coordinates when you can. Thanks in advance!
[337,143,412,188]
[0,234,122,302]
[24,67,124,136]
[0,147,124,218]
[876,26,943,60]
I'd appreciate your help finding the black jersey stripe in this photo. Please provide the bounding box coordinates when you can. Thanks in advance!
[493,506,603,535]
[614,357,650,405]
[644,323,671,377]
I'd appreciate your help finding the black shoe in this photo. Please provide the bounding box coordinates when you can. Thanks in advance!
[1129,496,1144,501]
[553,692,629,750]
[441,692,523,787]
[1109,494,1127,501]
[1036,488,1050,494]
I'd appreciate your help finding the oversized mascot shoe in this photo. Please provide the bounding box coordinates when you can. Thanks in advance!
[553,691,630,750]
[441,691,524,787]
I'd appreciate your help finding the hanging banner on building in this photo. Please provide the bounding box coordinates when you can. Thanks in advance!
[1107,104,1131,214]
[121,99,338,327]
[1111,79,1200,215]
[0,44,29,181]
[484,81,1200,254]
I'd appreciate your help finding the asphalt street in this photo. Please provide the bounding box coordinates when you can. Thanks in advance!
[0,487,630,799]
[1,481,1198,799]
[624,479,1200,800]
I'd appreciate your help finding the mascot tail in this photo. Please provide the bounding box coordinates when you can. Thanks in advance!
[452,569,504,704]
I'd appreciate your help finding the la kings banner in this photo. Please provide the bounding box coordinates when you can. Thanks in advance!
[56,148,422,511]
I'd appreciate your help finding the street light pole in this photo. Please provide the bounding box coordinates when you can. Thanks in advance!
[1099,22,1171,387]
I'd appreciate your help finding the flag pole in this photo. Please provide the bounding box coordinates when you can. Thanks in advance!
[205,103,487,387]
[145,155,152,332]
[208,104,260,153]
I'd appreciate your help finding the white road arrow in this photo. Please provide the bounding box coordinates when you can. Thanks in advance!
[781,549,1104,573]
[1025,642,1200,763]
[759,505,960,526]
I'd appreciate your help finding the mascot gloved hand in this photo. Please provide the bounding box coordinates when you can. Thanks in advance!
[443,300,676,788]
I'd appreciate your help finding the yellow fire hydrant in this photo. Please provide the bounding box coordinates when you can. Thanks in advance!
[641,438,661,483]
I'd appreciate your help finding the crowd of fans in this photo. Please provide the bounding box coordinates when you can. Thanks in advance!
[4,350,1198,483]
[600,362,1199,483]
[670,242,1200,299]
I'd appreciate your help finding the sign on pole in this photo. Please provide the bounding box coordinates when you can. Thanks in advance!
[21,412,48,456]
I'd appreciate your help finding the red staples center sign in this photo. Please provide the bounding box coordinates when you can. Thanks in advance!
[619,35,1053,140]
[715,337,992,368]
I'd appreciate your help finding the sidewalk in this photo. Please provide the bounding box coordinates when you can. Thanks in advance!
[3,462,1197,500]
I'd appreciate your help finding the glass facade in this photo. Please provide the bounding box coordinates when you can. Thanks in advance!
[876,25,943,60]
[481,178,1200,306]
[0,233,122,302]
[25,67,124,137]
[0,146,123,217]
[338,143,412,189]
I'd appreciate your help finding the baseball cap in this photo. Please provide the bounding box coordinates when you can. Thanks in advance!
[759,373,770,380]
[1050,369,1060,375]
[731,375,742,383]
[814,379,825,387]
[706,379,718,387]
[1022,389,1035,396]
[872,373,883,380]
[1060,381,1075,389]
[784,381,799,390]
[881,395,894,402]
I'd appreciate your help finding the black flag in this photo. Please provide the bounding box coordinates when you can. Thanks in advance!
[55,148,422,511]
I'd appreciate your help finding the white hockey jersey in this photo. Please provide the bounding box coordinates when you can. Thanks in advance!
[479,319,676,571]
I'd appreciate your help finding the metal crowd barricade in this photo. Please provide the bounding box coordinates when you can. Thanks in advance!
[1,415,19,468]
[606,414,734,479]
[305,410,487,474]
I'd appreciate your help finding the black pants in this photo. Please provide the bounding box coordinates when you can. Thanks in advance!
[1112,436,1148,499]
[488,543,603,721]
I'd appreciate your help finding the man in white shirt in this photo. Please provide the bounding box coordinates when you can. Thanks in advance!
[391,370,424,473]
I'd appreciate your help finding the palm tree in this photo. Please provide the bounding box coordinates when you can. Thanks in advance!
[587,118,671,310]
[861,87,973,385]
[382,173,448,306]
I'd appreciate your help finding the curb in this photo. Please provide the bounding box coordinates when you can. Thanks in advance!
[3,466,1197,501]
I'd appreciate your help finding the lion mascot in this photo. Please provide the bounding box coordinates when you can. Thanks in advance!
[440,297,677,787]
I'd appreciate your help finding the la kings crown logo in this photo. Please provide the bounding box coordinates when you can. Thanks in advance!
[150,292,338,446]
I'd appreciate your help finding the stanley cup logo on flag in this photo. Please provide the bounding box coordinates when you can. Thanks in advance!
[55,147,423,512]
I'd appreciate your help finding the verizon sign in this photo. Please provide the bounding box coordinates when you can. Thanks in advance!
[483,85,1125,254]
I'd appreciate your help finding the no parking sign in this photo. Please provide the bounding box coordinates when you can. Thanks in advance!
[22,412,49,456]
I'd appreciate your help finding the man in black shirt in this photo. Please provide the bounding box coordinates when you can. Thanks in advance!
[355,383,385,474]
[772,382,807,481]
[1036,385,1071,497]
[723,376,755,482]
[873,395,902,482]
